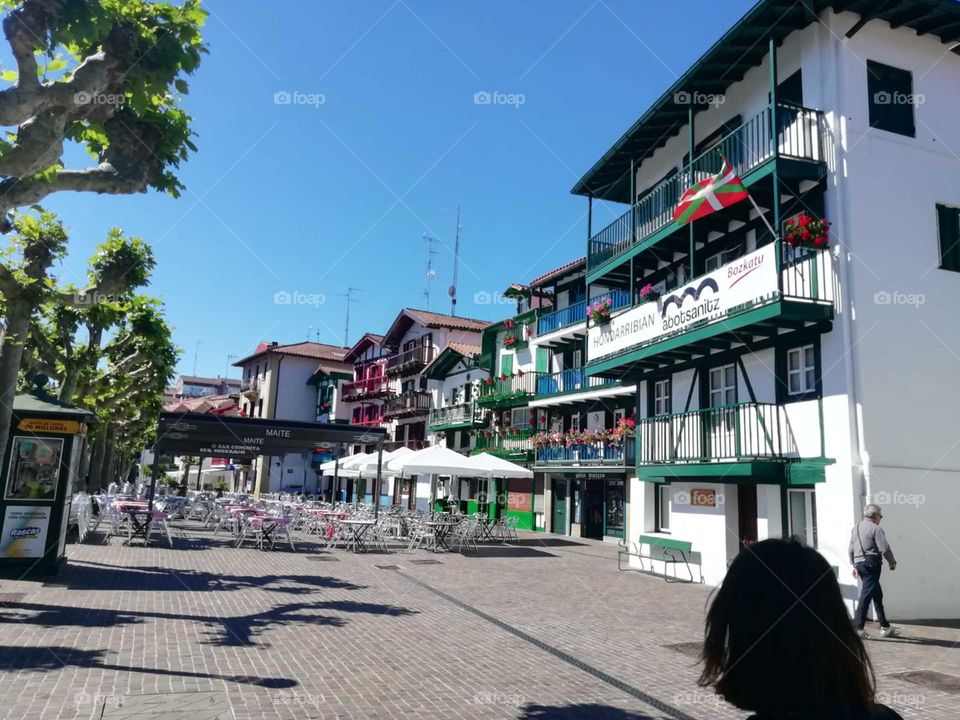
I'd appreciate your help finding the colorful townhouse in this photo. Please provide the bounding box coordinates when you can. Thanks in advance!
[566,0,960,618]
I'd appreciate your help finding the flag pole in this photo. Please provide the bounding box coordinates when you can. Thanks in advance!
[747,194,779,240]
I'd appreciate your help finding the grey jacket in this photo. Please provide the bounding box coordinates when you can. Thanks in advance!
[848,519,896,566]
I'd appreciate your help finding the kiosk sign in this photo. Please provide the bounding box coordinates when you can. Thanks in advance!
[0,506,51,558]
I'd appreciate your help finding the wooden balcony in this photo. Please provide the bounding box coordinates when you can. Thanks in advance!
[383,391,431,419]
[239,377,261,397]
[386,346,436,378]
[342,375,393,402]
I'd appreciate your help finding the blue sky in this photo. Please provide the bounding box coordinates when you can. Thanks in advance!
[35,0,756,379]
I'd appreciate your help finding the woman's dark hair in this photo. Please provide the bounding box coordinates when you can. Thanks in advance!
[699,538,875,713]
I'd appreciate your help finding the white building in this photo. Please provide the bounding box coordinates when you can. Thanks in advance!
[572,0,960,618]
[234,341,350,495]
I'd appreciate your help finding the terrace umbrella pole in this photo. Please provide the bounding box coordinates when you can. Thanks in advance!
[374,441,384,519]
[147,450,159,514]
[333,447,340,503]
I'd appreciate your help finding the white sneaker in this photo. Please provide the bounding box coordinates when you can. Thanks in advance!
[857,628,870,639]
[880,626,901,638]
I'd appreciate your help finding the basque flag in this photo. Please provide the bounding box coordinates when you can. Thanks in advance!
[673,157,750,226]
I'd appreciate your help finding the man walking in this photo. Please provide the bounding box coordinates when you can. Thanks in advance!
[849,503,900,639]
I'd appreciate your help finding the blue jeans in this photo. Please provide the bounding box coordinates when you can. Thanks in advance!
[855,560,889,628]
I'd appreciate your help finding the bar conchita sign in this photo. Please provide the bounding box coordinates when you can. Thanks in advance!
[588,244,778,362]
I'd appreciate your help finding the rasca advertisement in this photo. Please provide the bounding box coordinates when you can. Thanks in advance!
[0,506,51,558]
[588,244,778,361]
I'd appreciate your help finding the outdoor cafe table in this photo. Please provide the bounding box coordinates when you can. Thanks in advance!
[259,516,292,551]
[424,519,460,552]
[114,501,151,546]
[340,519,375,553]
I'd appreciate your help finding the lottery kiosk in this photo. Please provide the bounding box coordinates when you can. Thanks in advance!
[0,394,94,576]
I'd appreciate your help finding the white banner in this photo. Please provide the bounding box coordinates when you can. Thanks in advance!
[588,244,778,361]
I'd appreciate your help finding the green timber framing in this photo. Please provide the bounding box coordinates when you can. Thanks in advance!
[632,331,835,489]
[308,367,352,421]
[424,345,487,432]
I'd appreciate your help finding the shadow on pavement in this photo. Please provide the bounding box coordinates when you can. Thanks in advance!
[0,645,298,689]
[469,546,558,558]
[520,703,659,719]
[2,598,417,647]
[50,559,367,593]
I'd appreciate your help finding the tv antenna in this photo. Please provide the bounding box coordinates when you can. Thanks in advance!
[422,234,441,308]
[339,287,361,347]
[448,205,462,316]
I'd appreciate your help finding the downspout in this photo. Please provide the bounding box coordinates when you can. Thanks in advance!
[827,17,870,504]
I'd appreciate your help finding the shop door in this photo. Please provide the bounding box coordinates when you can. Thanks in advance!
[583,481,604,540]
[738,485,758,547]
[552,479,568,534]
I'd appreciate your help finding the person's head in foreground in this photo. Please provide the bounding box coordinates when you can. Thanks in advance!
[699,538,902,720]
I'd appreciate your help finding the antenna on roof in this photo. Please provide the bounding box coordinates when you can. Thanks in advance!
[339,287,361,347]
[422,234,441,308]
[449,205,461,316]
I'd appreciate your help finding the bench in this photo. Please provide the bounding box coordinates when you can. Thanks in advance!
[618,534,702,583]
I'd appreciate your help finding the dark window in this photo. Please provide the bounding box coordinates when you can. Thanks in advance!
[867,60,915,137]
[937,204,960,273]
[777,69,804,106]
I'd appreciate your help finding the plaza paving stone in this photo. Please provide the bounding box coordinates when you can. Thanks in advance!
[0,524,956,719]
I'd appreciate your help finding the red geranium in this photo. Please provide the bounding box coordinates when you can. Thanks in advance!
[786,214,830,249]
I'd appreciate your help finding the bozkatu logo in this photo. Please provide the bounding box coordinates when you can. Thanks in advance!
[10,527,41,539]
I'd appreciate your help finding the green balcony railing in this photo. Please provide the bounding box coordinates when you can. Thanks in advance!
[477,372,537,408]
[588,102,825,272]
[637,402,798,465]
[472,430,535,460]
[428,402,485,431]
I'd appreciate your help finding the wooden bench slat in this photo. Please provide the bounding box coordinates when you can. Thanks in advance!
[638,535,692,553]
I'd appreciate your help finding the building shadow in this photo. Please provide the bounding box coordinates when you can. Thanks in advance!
[505,538,588,548]
[520,703,659,719]
[0,645,297,689]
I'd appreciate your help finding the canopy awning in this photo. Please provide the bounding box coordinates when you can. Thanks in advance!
[468,453,533,479]
[385,445,485,477]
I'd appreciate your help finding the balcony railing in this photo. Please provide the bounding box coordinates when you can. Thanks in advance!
[588,103,825,272]
[383,391,432,419]
[351,410,385,427]
[535,368,617,398]
[637,402,797,465]
[428,401,485,430]
[342,375,393,401]
[386,346,436,378]
[473,430,534,460]
[477,372,537,408]
[240,377,261,395]
[536,440,636,466]
[536,290,631,336]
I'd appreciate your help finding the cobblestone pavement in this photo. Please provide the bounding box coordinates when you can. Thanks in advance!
[0,525,957,720]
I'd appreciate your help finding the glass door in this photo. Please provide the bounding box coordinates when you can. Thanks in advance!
[707,364,738,461]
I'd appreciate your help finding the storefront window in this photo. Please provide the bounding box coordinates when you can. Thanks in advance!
[5,436,63,500]
[605,479,625,537]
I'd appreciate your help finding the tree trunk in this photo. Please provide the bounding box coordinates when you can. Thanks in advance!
[101,424,116,489]
[180,460,192,495]
[88,430,106,491]
[0,301,31,473]
[58,365,81,405]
